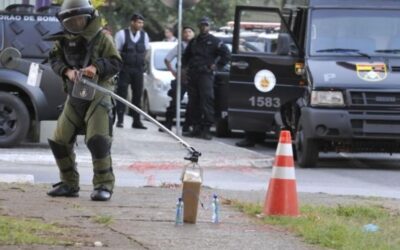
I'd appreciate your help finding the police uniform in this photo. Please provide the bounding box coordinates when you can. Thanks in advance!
[114,14,150,129]
[47,0,122,201]
[163,40,191,132]
[182,18,230,139]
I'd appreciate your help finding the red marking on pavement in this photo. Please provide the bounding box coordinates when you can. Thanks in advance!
[127,162,185,174]
[126,162,261,174]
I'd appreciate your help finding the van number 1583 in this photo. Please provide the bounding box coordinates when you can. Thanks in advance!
[249,96,281,108]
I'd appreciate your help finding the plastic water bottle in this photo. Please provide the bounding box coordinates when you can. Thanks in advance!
[211,194,220,223]
[175,197,184,226]
[363,224,379,232]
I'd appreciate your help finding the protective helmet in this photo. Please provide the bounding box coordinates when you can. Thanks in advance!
[57,0,95,34]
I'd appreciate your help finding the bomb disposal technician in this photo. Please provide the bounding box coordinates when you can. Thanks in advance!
[46,0,122,201]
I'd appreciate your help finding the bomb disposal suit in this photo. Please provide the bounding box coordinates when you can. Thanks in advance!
[46,0,122,201]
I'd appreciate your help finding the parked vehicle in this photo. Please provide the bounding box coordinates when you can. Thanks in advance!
[229,0,400,167]
[0,4,65,147]
[142,41,187,118]
[212,32,262,137]
[142,40,227,136]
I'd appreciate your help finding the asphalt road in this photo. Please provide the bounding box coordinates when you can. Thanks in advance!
[0,120,399,199]
[217,132,400,198]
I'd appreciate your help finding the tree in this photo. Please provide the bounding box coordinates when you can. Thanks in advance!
[90,0,287,39]
[99,0,248,40]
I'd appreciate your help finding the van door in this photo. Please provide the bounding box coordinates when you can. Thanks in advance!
[228,6,305,133]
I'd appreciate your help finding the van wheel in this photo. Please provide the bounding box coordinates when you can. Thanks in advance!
[0,92,30,147]
[215,117,231,137]
[295,121,318,168]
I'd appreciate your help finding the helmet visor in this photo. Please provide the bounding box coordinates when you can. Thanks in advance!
[62,14,90,34]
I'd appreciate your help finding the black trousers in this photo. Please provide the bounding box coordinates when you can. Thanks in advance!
[165,79,191,126]
[187,72,215,128]
[115,68,143,124]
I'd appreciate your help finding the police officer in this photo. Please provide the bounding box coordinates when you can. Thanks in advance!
[114,13,150,129]
[161,26,195,132]
[47,0,122,201]
[182,17,230,140]
[163,27,177,42]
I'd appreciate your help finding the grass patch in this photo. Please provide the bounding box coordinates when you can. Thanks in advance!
[234,202,400,250]
[92,215,113,225]
[0,215,72,245]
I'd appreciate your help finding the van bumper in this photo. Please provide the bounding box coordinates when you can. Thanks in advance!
[301,107,400,151]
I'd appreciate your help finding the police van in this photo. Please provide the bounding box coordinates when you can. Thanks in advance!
[228,0,400,167]
[0,4,65,147]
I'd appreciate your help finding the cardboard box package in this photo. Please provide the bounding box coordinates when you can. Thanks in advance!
[181,165,203,224]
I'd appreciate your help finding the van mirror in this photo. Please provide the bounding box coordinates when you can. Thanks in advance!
[276,33,291,55]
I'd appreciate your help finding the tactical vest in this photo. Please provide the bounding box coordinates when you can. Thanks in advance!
[63,36,91,69]
[188,34,217,71]
[62,35,98,116]
[120,29,146,68]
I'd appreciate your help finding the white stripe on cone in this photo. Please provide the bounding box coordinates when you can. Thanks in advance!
[271,167,296,180]
[275,143,293,156]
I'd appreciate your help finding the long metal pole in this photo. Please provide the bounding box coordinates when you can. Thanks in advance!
[175,0,183,135]
[79,77,198,157]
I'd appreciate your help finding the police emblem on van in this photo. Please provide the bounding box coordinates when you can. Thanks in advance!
[254,69,276,93]
[356,63,387,82]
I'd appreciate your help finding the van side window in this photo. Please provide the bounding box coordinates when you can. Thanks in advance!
[236,10,297,56]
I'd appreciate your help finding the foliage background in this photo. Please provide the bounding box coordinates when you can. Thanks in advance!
[54,0,293,40]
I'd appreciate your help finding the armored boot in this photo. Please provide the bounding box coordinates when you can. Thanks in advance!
[87,135,115,201]
[47,181,80,197]
[47,139,80,197]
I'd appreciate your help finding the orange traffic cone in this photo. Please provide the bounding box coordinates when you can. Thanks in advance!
[263,130,299,216]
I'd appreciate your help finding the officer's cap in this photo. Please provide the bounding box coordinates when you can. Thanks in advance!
[131,13,144,21]
[198,16,210,26]
[183,25,195,32]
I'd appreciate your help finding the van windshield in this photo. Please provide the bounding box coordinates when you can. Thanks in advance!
[310,9,400,57]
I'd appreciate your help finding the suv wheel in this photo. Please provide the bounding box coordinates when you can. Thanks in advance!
[0,91,30,147]
[295,120,318,168]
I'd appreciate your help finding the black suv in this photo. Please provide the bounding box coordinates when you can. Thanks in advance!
[228,0,400,167]
[0,4,65,147]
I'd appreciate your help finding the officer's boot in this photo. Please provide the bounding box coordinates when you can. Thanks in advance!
[183,125,202,137]
[116,111,124,128]
[87,135,115,201]
[159,115,173,132]
[201,126,213,140]
[132,112,147,129]
[47,139,80,197]
[182,120,191,133]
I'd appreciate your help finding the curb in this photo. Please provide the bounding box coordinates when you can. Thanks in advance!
[0,174,35,184]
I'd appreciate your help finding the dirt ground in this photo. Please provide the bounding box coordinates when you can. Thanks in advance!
[0,183,399,250]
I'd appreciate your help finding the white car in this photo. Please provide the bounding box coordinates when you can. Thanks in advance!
[142,41,187,118]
